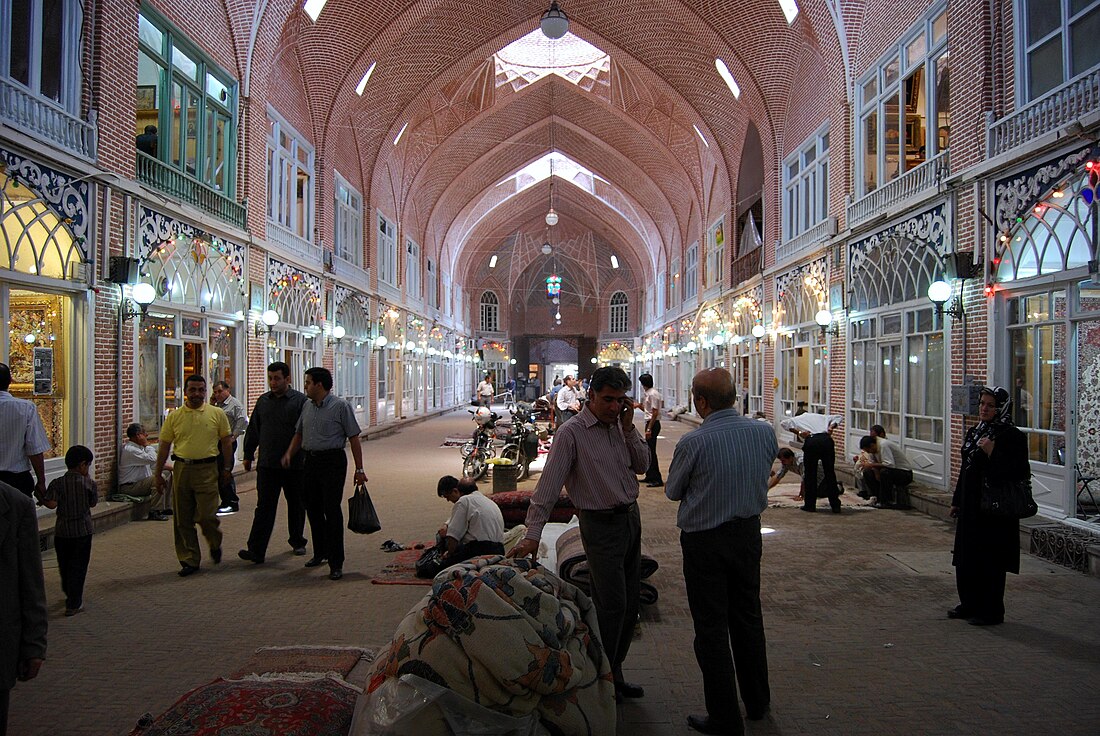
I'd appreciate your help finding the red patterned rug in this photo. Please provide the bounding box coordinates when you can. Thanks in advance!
[226,645,370,680]
[371,543,433,586]
[128,676,359,736]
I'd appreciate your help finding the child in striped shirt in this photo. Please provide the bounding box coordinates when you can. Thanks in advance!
[41,445,98,616]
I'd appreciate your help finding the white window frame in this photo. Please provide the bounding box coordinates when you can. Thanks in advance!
[442,270,452,313]
[683,245,698,301]
[856,4,948,196]
[706,219,725,287]
[405,237,421,300]
[480,290,499,332]
[377,212,397,286]
[426,257,437,309]
[333,172,362,266]
[1,0,83,113]
[267,108,314,241]
[782,126,830,240]
[1019,0,1100,103]
[609,291,628,333]
[656,269,666,314]
[670,258,681,306]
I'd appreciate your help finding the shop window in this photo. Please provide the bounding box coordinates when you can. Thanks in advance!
[137,212,246,314]
[266,109,313,241]
[1007,290,1069,464]
[1021,0,1100,102]
[706,219,725,287]
[136,8,236,193]
[1,172,84,279]
[856,4,949,196]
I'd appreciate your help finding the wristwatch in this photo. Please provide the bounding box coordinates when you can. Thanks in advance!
[355,468,365,473]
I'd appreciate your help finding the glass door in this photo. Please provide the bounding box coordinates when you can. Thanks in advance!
[160,338,184,421]
[877,342,902,437]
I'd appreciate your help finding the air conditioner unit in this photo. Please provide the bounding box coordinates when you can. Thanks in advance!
[826,216,839,236]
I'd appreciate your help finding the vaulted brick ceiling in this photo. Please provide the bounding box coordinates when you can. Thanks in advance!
[262,0,844,300]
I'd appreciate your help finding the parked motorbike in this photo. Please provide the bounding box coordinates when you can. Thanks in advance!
[499,403,541,481]
[462,407,499,479]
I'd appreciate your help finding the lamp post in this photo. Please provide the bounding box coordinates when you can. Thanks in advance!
[927,279,965,320]
[120,281,156,322]
[815,308,839,338]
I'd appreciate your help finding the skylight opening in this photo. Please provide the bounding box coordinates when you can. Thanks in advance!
[494,29,609,91]
[356,62,377,96]
[715,58,741,99]
[611,255,619,269]
[489,255,498,268]
[778,0,799,24]
[303,0,326,22]
[394,122,408,146]
[693,124,709,148]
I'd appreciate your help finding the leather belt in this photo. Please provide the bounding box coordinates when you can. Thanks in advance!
[171,455,217,465]
[588,501,637,516]
[303,448,344,457]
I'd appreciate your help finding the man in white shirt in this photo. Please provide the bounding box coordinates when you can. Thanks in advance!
[556,376,580,425]
[0,362,51,500]
[118,423,173,521]
[865,434,913,509]
[476,374,494,407]
[438,476,504,566]
[638,373,664,487]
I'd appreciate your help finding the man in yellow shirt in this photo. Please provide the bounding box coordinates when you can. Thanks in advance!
[153,375,233,577]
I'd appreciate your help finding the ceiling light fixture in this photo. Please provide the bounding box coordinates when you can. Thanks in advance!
[540,1,569,40]
[542,242,553,255]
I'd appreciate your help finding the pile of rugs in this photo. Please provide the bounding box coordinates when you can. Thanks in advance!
[490,489,577,527]
[359,556,615,735]
[556,526,660,605]
[128,645,371,736]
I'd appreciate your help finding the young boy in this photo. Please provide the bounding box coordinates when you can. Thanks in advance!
[40,445,98,616]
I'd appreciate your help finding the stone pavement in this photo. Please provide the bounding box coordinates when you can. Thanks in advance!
[9,409,1100,735]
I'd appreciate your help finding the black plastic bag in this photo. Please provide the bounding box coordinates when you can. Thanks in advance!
[347,484,382,534]
[415,545,447,578]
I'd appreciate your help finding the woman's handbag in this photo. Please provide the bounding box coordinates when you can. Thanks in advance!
[980,476,1038,519]
[347,483,382,534]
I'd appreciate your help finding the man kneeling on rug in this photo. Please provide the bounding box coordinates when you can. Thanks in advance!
[433,475,505,569]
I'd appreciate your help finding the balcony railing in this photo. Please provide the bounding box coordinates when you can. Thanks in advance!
[136,152,246,229]
[265,221,322,266]
[847,151,950,229]
[776,216,837,264]
[0,78,97,160]
[988,69,1100,159]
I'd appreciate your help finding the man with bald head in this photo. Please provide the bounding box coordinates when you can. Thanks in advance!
[666,368,778,735]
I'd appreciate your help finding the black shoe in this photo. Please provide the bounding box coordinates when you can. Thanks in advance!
[304,557,327,568]
[215,505,238,516]
[645,481,664,488]
[292,546,308,556]
[210,548,222,564]
[614,681,644,698]
[967,616,1003,626]
[178,564,199,577]
[147,511,169,521]
[746,704,770,721]
[947,605,969,619]
[329,569,343,581]
[687,714,741,735]
[238,549,264,564]
[830,502,842,514]
[800,506,816,512]
[160,508,173,516]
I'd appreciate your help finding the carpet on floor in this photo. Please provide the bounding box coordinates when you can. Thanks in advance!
[767,481,873,509]
[371,543,433,585]
[440,436,470,447]
[226,645,372,681]
[127,675,360,736]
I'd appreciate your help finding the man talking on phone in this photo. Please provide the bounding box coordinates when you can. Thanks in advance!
[509,366,650,702]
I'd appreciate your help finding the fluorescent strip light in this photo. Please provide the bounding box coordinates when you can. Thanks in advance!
[489,255,498,268]
[778,0,799,24]
[693,124,709,148]
[394,122,408,145]
[715,58,741,99]
[355,62,376,95]
[303,0,326,22]
[610,255,619,269]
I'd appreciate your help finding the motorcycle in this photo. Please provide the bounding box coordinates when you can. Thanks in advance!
[461,407,499,480]
[498,403,542,481]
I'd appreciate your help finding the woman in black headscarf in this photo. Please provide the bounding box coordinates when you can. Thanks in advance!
[948,386,1030,625]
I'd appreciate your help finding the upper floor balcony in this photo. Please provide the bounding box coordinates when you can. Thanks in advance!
[0,78,96,161]
[265,220,323,267]
[847,151,950,230]
[987,68,1100,159]
[136,152,245,230]
[776,216,838,265]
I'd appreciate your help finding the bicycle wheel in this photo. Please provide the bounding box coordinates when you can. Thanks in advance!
[463,450,488,480]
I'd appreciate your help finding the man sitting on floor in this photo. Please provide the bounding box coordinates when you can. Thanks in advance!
[438,475,505,567]
[118,423,172,521]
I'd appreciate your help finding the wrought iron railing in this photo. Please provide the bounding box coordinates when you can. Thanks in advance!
[847,152,950,229]
[0,78,97,160]
[988,69,1100,158]
[135,152,245,229]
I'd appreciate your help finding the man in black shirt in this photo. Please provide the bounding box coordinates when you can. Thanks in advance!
[238,362,308,564]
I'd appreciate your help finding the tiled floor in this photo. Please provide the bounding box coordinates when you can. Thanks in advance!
[9,409,1100,734]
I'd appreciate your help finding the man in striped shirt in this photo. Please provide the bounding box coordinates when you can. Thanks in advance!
[666,368,777,735]
[509,366,651,701]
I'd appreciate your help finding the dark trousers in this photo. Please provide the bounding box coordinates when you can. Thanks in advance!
[55,534,92,610]
[303,450,347,569]
[644,419,662,483]
[682,517,770,727]
[802,432,840,511]
[217,440,239,508]
[442,540,505,568]
[955,564,1007,622]
[246,466,307,558]
[577,503,641,678]
[0,471,33,498]
[880,467,914,508]
[1,687,9,736]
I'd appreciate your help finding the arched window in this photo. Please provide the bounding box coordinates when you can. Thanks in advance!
[609,291,628,333]
[480,290,499,332]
